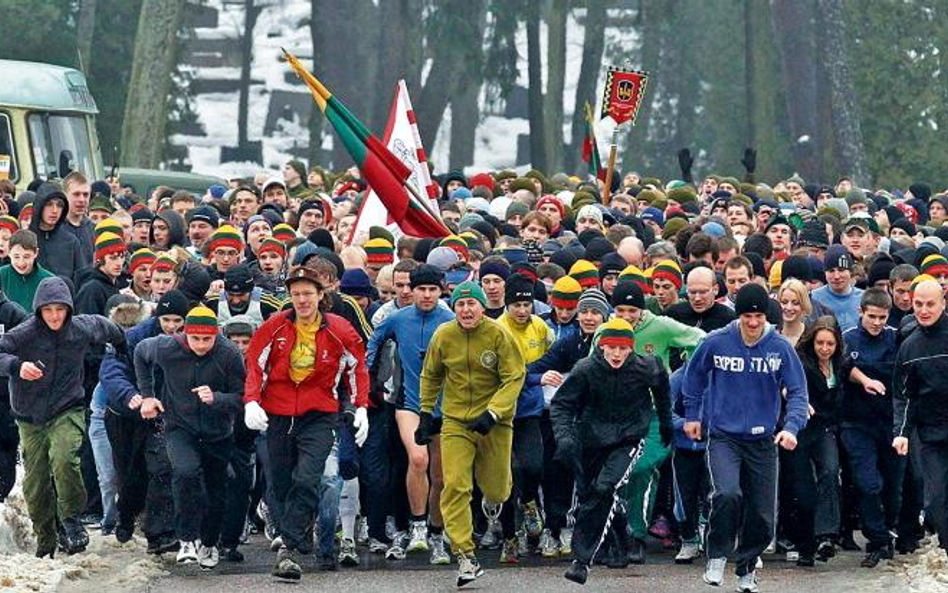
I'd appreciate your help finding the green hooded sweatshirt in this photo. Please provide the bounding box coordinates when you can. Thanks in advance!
[594,309,705,371]
[0,263,55,313]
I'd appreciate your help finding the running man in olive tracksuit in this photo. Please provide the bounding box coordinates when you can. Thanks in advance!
[417,281,525,588]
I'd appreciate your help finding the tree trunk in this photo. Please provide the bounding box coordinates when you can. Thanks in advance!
[622,0,662,173]
[817,0,869,185]
[414,0,487,156]
[371,0,424,132]
[770,0,821,181]
[567,0,606,174]
[237,0,261,148]
[544,0,567,173]
[744,0,755,147]
[76,0,97,71]
[449,2,489,171]
[526,0,547,171]
[121,0,185,167]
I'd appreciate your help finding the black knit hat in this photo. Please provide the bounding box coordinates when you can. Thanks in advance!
[797,219,829,249]
[224,264,255,295]
[868,255,897,286]
[781,255,811,283]
[612,279,645,309]
[409,263,444,289]
[599,252,626,278]
[584,237,615,263]
[504,273,535,304]
[735,283,770,315]
[155,289,189,318]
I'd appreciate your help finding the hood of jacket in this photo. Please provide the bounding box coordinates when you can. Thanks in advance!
[29,183,69,234]
[150,210,187,248]
[33,275,73,315]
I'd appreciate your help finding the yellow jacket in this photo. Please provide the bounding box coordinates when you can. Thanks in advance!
[497,313,554,365]
[420,317,525,424]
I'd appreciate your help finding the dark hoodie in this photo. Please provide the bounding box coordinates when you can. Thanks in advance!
[0,276,124,424]
[30,183,82,281]
[149,210,187,251]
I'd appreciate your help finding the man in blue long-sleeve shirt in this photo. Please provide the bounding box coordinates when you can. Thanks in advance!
[682,284,808,593]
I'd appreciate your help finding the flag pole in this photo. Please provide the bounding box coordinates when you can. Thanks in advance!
[602,127,618,207]
[402,178,449,234]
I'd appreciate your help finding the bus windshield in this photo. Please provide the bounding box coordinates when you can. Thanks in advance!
[28,113,95,180]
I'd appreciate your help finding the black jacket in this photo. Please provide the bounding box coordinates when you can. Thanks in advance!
[0,277,124,424]
[893,313,948,443]
[149,210,187,250]
[75,268,128,316]
[551,347,671,451]
[134,333,245,441]
[666,301,735,333]
[0,296,29,445]
[798,351,843,432]
[29,184,83,281]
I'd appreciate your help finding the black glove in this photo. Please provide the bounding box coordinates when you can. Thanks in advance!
[467,410,497,435]
[741,148,757,174]
[660,423,673,448]
[677,148,694,182]
[553,436,580,467]
[414,412,433,446]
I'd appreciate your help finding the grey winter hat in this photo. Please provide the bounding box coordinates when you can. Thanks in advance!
[223,314,258,337]
[577,288,611,318]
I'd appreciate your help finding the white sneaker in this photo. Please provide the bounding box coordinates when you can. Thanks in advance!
[559,527,573,556]
[407,521,429,552]
[176,540,198,564]
[357,516,369,545]
[785,550,800,563]
[368,538,389,554]
[538,529,559,558]
[197,544,219,569]
[736,570,760,593]
[704,557,727,586]
[429,533,450,565]
[338,538,359,567]
[386,532,407,560]
[269,535,283,552]
[675,540,702,564]
[755,556,763,569]
[456,553,484,587]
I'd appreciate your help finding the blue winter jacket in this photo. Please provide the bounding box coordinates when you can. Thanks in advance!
[366,304,455,414]
[670,366,706,452]
[682,321,809,440]
[100,317,162,418]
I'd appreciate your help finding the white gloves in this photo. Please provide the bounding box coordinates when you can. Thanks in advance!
[244,401,269,432]
[353,407,369,447]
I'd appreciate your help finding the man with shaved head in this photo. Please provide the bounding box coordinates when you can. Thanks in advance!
[666,265,735,335]
[893,278,948,564]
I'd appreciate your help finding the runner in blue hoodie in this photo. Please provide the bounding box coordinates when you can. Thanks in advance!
[682,283,808,593]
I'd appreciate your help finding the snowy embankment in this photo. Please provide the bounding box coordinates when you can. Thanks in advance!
[0,472,168,592]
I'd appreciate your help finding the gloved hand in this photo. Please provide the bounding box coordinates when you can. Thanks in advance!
[244,401,269,432]
[415,412,433,446]
[467,410,497,435]
[677,148,694,182]
[353,407,370,447]
[660,423,673,448]
[741,148,757,174]
[553,436,580,467]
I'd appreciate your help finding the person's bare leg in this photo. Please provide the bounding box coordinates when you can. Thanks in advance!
[429,435,444,528]
[396,410,430,516]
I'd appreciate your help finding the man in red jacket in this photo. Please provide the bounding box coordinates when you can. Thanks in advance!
[243,265,370,581]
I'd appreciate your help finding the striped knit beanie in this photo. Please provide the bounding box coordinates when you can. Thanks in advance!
[569,259,600,289]
[18,203,32,226]
[619,265,651,295]
[151,253,177,274]
[129,248,157,274]
[0,215,18,235]
[577,288,611,318]
[94,217,123,239]
[440,235,469,261]
[184,305,219,336]
[364,238,395,265]
[272,223,297,243]
[209,224,243,253]
[94,232,126,262]
[651,259,683,290]
[550,276,582,309]
[258,237,286,259]
[920,254,948,278]
[911,274,937,295]
[598,318,635,349]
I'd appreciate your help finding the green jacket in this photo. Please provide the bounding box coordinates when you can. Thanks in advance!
[593,310,705,371]
[0,264,55,312]
[420,317,525,425]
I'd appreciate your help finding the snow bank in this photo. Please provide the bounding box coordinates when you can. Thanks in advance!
[882,538,948,592]
[0,475,168,593]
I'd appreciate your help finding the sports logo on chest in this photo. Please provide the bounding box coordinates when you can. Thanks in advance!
[480,350,498,370]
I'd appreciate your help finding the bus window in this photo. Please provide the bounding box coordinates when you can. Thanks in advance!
[28,113,95,179]
[0,113,17,182]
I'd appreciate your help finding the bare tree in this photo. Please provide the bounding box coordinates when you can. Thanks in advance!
[526,0,547,171]
[567,0,606,173]
[76,0,97,71]
[544,0,568,172]
[237,0,262,150]
[121,0,186,167]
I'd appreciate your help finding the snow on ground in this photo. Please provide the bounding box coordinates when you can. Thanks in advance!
[0,474,169,593]
[880,538,948,592]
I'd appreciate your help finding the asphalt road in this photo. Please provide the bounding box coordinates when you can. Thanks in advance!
[139,535,911,593]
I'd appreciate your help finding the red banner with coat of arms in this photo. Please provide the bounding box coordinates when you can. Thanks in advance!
[600,67,649,126]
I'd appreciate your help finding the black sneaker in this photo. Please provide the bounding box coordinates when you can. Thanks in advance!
[796,553,815,567]
[222,547,244,562]
[564,560,589,585]
[816,539,836,562]
[60,517,89,554]
[838,533,861,552]
[861,545,894,568]
[272,547,303,581]
[147,535,179,555]
[628,538,646,565]
[115,523,134,544]
[35,543,56,559]
[896,538,919,555]
[317,553,337,571]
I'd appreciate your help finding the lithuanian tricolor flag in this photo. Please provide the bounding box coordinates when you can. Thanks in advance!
[581,101,605,181]
[283,49,449,238]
